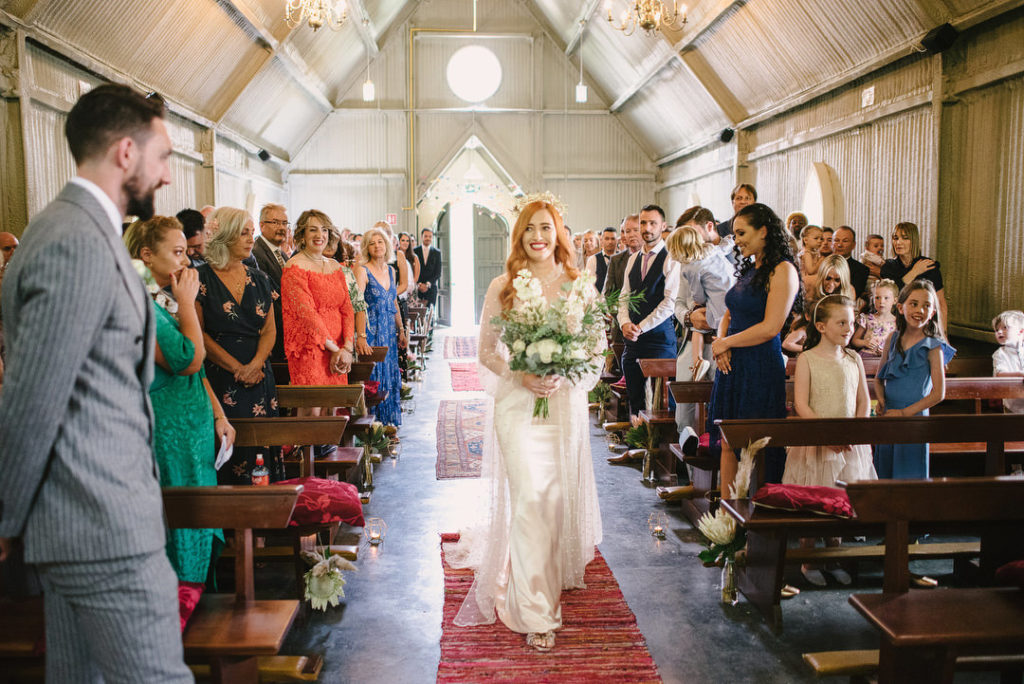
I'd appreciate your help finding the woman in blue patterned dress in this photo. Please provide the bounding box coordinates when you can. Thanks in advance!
[708,204,801,494]
[355,227,406,426]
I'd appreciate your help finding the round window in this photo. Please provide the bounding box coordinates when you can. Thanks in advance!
[446,45,502,104]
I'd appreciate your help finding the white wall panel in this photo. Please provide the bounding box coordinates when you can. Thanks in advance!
[289,174,405,233]
[291,110,406,171]
[23,102,75,218]
[658,168,735,228]
[414,34,534,110]
[545,179,655,233]
[542,114,653,175]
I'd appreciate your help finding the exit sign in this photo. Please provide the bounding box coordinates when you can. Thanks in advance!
[385,213,398,225]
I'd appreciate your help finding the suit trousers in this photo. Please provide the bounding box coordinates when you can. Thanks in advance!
[674,337,714,435]
[37,549,193,684]
[621,324,677,416]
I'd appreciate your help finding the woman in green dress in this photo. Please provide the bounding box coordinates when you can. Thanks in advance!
[125,216,236,584]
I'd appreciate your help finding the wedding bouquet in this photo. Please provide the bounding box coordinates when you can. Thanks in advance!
[697,508,746,566]
[491,269,609,419]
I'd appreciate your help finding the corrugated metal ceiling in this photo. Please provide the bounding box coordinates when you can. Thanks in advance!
[1,0,1008,164]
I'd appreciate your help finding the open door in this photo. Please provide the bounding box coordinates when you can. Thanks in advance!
[433,204,452,326]
[473,205,509,323]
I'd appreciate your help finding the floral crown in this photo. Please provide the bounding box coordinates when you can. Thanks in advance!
[512,191,567,220]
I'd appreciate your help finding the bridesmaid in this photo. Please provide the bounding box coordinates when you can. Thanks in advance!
[708,203,801,493]
[355,227,406,426]
[196,207,284,484]
[124,216,234,584]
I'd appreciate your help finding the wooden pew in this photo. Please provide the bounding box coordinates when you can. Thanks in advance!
[783,354,991,378]
[0,486,312,684]
[165,486,307,684]
[637,358,678,485]
[844,478,1024,684]
[274,385,367,475]
[716,414,1024,629]
[605,342,628,422]
[231,417,359,596]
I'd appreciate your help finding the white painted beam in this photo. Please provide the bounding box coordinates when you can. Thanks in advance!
[610,0,743,113]
[216,0,333,113]
[349,0,380,57]
[565,0,603,56]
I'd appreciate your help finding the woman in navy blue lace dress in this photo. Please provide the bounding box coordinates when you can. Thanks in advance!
[708,204,801,493]
[356,227,406,426]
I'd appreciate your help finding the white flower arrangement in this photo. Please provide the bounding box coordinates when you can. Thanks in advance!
[301,549,357,611]
[492,268,609,418]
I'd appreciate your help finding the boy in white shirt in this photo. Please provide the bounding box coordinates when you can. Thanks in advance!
[992,309,1024,413]
[860,233,885,293]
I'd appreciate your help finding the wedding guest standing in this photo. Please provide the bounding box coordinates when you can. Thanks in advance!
[357,227,406,426]
[196,207,284,483]
[0,84,192,681]
[124,216,234,585]
[341,240,373,356]
[880,221,948,334]
[414,228,442,307]
[716,183,757,237]
[281,209,355,391]
[252,203,290,366]
[709,204,800,492]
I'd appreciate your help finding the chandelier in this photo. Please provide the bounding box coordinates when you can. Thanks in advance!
[605,0,687,36]
[285,0,348,31]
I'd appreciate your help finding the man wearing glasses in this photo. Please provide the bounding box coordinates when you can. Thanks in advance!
[254,203,290,366]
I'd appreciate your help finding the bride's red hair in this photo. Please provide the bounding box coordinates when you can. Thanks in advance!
[499,201,579,311]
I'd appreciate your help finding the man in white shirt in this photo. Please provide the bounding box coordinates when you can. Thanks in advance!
[617,205,681,424]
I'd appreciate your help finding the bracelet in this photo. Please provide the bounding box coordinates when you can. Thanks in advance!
[357,333,367,339]
[214,415,227,422]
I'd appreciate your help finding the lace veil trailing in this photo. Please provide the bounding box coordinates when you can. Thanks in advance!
[446,268,604,627]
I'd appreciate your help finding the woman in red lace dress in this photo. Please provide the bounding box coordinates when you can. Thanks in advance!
[281,210,356,394]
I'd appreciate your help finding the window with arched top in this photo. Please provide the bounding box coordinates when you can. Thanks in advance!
[802,162,844,227]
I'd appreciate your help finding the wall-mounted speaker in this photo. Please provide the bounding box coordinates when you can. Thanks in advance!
[719,128,735,143]
[257,149,271,162]
[921,23,958,54]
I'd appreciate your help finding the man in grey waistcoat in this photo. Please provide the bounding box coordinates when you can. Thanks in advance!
[0,84,192,682]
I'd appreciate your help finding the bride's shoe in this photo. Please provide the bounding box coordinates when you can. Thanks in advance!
[526,631,555,652]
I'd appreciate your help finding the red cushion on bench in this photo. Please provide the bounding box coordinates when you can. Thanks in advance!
[752,483,854,519]
[995,560,1024,588]
[275,477,365,527]
[178,581,205,632]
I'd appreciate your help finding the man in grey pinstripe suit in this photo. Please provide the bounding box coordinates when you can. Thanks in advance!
[0,85,192,682]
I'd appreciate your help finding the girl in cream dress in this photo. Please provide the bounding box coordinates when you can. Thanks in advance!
[447,198,602,653]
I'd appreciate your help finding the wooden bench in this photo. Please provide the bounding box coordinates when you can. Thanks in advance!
[783,354,991,378]
[0,486,316,684]
[274,385,368,472]
[845,478,1024,684]
[636,358,679,485]
[716,414,1024,628]
[231,417,359,596]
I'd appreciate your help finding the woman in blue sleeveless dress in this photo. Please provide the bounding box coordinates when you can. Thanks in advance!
[707,204,801,493]
[357,227,406,426]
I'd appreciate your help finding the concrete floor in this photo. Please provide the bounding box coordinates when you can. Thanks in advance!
[277,329,997,684]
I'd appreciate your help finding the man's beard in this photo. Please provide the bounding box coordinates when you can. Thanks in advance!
[125,172,157,220]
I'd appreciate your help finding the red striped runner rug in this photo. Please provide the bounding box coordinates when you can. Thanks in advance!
[449,362,484,392]
[444,335,478,359]
[438,534,662,683]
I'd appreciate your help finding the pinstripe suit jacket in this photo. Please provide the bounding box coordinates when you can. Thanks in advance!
[0,182,165,563]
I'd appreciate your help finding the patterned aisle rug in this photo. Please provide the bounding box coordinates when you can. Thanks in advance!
[444,335,478,359]
[437,534,662,683]
[449,362,484,392]
[435,399,486,479]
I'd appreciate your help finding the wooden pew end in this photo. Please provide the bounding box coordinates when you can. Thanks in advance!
[190,654,324,682]
[802,649,878,680]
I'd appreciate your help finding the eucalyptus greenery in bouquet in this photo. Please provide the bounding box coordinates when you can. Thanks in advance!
[491,269,610,419]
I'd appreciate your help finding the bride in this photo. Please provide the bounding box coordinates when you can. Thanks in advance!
[448,197,603,652]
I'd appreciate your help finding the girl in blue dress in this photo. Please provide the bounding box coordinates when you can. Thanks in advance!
[873,280,955,478]
[708,204,801,494]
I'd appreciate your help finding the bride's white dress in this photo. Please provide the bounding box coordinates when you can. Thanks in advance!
[447,269,603,634]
